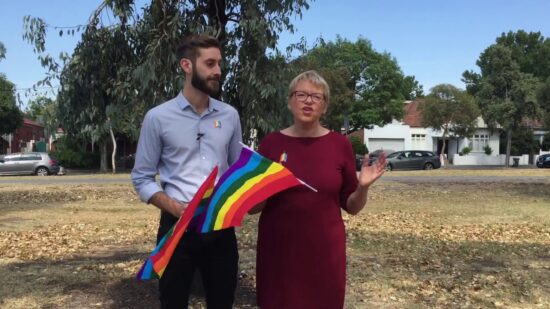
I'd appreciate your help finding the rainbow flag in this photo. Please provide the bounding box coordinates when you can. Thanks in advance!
[136,166,218,280]
[196,146,301,233]
[137,146,306,280]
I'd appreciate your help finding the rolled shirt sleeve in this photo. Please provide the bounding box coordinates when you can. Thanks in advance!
[131,111,163,203]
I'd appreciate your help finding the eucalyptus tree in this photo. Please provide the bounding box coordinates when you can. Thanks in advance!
[130,0,312,143]
[56,25,137,172]
[420,84,479,165]
[23,12,125,171]
[24,0,312,155]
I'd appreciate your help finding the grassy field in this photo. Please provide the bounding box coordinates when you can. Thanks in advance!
[0,170,549,308]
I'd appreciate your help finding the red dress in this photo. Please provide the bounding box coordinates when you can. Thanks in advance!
[256,131,359,309]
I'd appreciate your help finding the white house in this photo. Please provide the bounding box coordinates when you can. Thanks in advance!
[363,100,510,165]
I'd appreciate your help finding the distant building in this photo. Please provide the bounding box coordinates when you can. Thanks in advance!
[1,119,45,154]
[48,125,65,153]
[362,100,501,165]
[360,100,550,166]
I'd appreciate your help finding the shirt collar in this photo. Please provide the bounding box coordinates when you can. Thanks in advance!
[177,91,220,113]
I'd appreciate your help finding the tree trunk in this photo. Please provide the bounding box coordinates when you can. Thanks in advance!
[441,137,448,168]
[110,125,117,174]
[505,130,512,168]
[440,129,448,168]
[100,142,108,172]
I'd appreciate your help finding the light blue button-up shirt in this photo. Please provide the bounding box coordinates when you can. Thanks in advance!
[131,92,242,204]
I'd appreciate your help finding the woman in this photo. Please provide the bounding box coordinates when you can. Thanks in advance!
[253,70,387,308]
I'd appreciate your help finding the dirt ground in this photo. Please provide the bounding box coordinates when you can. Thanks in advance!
[0,171,549,308]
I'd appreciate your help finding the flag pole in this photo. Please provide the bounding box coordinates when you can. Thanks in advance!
[298,179,318,192]
[239,142,318,192]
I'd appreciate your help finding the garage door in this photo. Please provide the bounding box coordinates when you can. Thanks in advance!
[368,138,405,151]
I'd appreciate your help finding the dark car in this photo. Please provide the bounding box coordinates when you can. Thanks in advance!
[385,150,441,171]
[367,149,395,167]
[536,154,550,168]
[0,152,64,176]
[356,149,395,171]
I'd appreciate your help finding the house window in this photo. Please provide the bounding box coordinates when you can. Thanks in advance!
[411,134,426,149]
[470,134,489,152]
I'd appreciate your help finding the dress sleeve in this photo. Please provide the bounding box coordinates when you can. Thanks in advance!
[339,137,358,210]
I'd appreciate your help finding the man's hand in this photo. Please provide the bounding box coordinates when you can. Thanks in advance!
[168,201,188,218]
[149,192,188,218]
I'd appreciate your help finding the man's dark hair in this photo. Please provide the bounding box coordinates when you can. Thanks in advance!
[177,35,221,61]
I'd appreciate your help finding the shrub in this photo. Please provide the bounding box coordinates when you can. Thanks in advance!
[52,136,100,168]
[500,128,540,155]
[461,146,472,155]
[483,145,493,155]
[53,148,99,168]
[348,136,368,155]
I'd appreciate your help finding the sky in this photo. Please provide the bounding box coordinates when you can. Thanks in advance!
[1,0,550,108]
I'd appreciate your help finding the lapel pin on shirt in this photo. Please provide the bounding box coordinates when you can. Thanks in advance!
[214,120,222,128]
[279,151,288,163]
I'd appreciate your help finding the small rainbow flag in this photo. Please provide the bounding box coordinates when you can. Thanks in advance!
[214,120,222,128]
[196,146,301,232]
[279,151,288,163]
[136,166,218,280]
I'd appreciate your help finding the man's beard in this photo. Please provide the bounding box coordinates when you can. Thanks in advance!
[191,65,220,97]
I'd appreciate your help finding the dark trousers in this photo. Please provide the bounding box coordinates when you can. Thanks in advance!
[157,212,239,309]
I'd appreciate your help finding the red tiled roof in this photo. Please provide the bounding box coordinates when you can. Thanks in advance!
[23,118,44,127]
[402,100,548,129]
[522,117,545,129]
[401,99,549,130]
[402,99,424,128]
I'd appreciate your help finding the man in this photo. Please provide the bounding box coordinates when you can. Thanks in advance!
[132,35,242,309]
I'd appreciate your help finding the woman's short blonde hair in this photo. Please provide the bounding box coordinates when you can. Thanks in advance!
[288,70,330,105]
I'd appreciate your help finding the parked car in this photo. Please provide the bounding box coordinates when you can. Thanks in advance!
[117,153,135,169]
[367,149,395,166]
[0,152,64,176]
[356,149,395,171]
[385,150,441,171]
[536,154,550,168]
